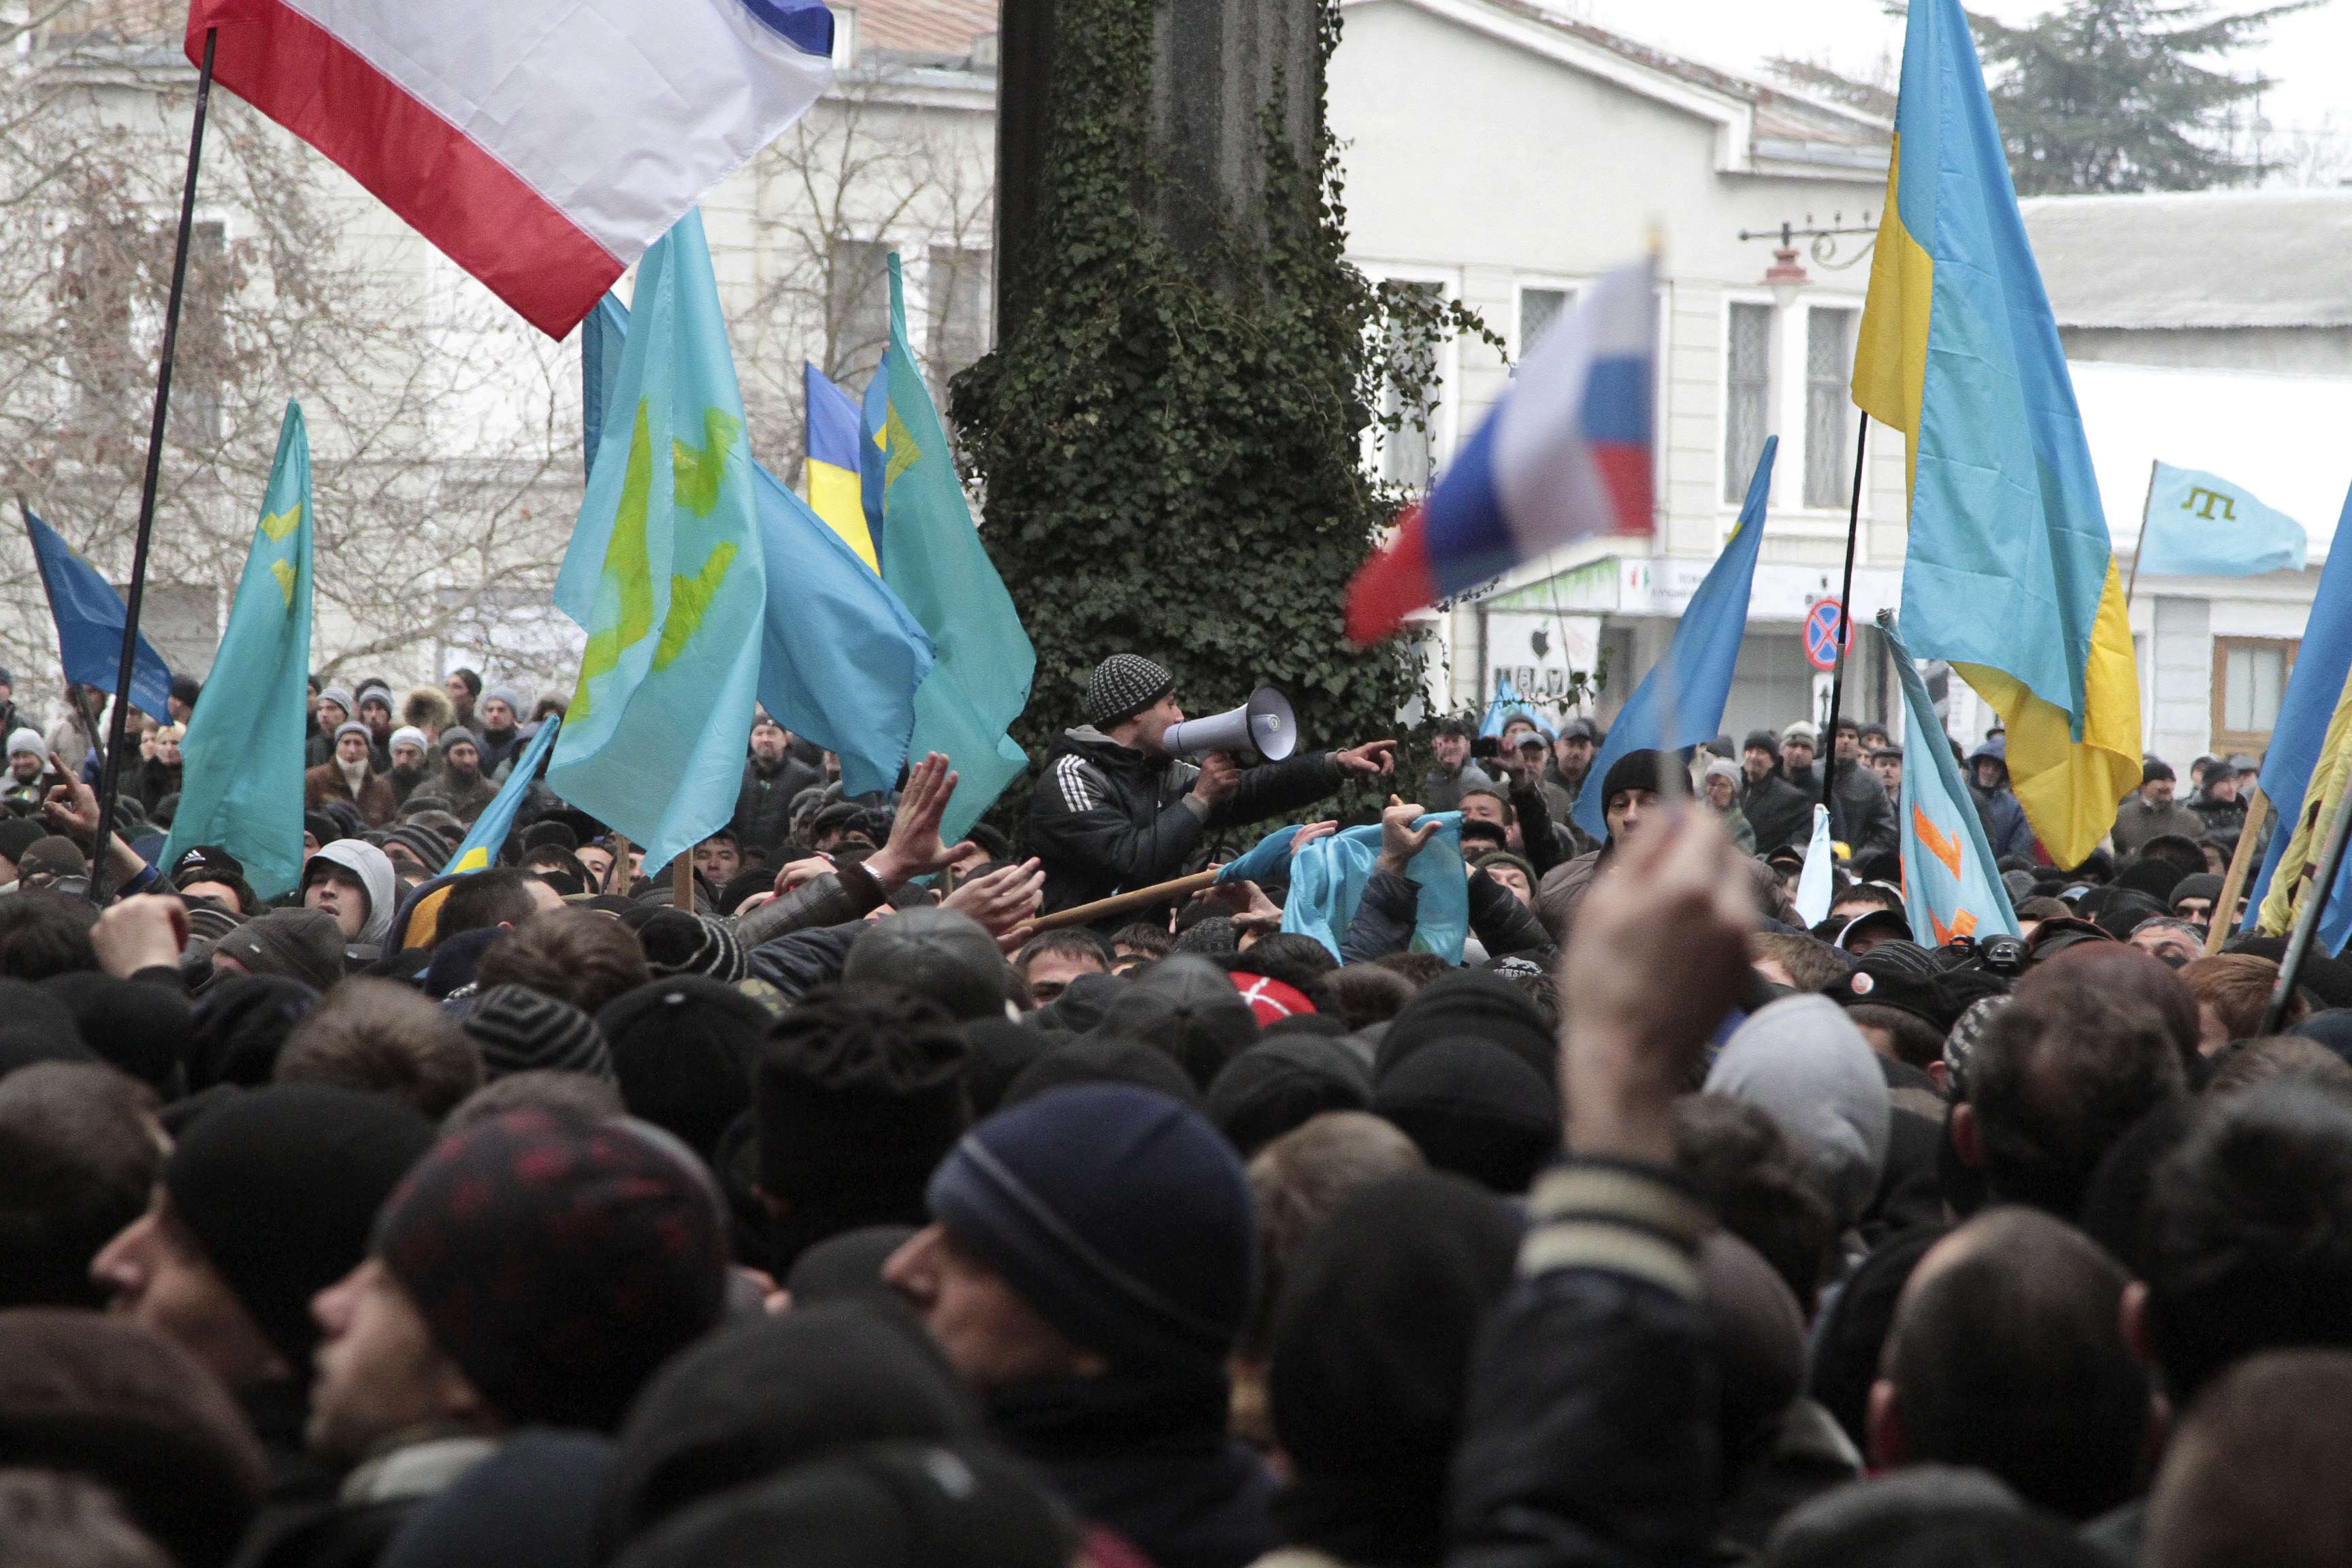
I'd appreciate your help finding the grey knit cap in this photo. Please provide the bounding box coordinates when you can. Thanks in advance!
[1084,655,1174,729]
[461,985,614,1080]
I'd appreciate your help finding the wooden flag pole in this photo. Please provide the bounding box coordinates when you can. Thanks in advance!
[673,850,696,911]
[2122,459,2157,617]
[609,832,633,895]
[1819,411,1870,811]
[2204,785,2270,957]
[90,27,218,904]
[1027,869,1220,932]
[2263,781,2352,1035]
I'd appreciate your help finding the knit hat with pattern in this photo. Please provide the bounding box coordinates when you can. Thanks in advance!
[1084,655,1174,729]
[461,984,614,1080]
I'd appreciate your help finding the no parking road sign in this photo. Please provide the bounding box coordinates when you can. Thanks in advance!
[1803,598,1848,672]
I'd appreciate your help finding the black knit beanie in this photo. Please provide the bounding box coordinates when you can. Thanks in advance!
[926,1083,1254,1376]
[165,1084,436,1369]
[1376,969,1556,1085]
[1205,1036,1373,1158]
[39,973,189,1091]
[1084,654,1175,729]
[600,976,775,1158]
[1598,747,1667,818]
[185,975,319,1091]
[461,984,614,1080]
[375,1109,728,1431]
[1371,1036,1561,1194]
[634,908,749,985]
[1004,1032,1204,1111]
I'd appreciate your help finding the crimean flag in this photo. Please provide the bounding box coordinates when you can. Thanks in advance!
[189,0,833,338]
[547,210,768,872]
[160,403,314,900]
[1880,612,2019,946]
[1853,0,2140,869]
[1347,255,1654,643]
[2138,462,2307,578]
[444,716,561,875]
[804,362,879,570]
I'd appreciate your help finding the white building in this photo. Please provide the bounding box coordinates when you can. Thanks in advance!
[1328,0,1908,743]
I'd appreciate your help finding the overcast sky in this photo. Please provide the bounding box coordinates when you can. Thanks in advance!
[1571,0,2352,172]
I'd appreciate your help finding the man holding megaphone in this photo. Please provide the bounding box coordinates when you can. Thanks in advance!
[1028,653,1396,918]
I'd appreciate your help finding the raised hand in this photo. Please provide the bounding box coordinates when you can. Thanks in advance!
[1375,796,1439,875]
[864,752,968,887]
[943,856,1047,953]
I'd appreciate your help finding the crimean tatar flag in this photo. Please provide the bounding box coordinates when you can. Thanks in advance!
[1346,255,1654,643]
[189,0,833,338]
[1853,0,2140,869]
[161,403,314,900]
[804,362,879,571]
[547,211,768,872]
[1880,612,2019,945]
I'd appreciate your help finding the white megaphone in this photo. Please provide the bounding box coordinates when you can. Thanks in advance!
[1161,686,1298,762]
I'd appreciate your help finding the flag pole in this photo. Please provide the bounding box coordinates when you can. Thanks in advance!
[2205,784,2270,958]
[89,27,218,904]
[2261,780,2352,1035]
[2123,459,2157,615]
[1820,411,1870,811]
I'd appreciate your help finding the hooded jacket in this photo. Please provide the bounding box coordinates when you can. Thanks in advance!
[1028,727,1343,916]
[306,839,397,953]
[1965,736,2036,861]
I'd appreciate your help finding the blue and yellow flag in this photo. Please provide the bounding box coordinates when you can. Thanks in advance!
[161,402,313,899]
[875,252,1035,843]
[2140,462,2308,578]
[804,361,878,570]
[1881,613,2019,945]
[23,507,176,721]
[1854,0,2140,868]
[548,210,767,873]
[2246,483,2352,934]
[444,716,561,875]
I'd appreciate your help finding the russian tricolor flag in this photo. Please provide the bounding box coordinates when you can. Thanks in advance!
[1348,255,1656,643]
[189,0,835,339]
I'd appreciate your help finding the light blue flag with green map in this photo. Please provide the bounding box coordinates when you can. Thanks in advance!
[874,252,1034,843]
[161,402,314,900]
[547,210,768,872]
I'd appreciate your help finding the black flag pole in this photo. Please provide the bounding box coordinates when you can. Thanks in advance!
[1819,410,1870,811]
[88,26,218,904]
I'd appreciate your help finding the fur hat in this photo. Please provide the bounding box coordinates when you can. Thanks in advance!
[402,684,458,736]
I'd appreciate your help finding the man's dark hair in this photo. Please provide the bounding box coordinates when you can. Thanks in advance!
[274,979,483,1118]
[2142,1350,2352,1568]
[1832,883,1905,915]
[2142,1081,2352,1405]
[0,1064,159,1308]
[1882,1208,2149,1520]
[443,1068,625,1133]
[1313,964,1415,1031]
[1458,783,1514,821]
[1108,923,1174,960]
[1434,717,1473,740]
[1675,1094,1838,1316]
[1834,716,1861,736]
[1967,970,2189,1214]
[1752,931,1853,993]
[2142,759,2175,785]
[1373,951,1451,990]
[448,668,483,698]
[1849,1004,1948,1073]
[1458,821,1508,853]
[438,867,540,938]
[476,909,652,1017]
[1227,932,1339,996]
[1013,929,1112,977]
[0,893,97,981]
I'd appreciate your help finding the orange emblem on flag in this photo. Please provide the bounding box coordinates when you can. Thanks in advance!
[1912,804,1963,877]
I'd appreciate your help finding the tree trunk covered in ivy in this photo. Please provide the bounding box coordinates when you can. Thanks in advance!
[953,0,1439,822]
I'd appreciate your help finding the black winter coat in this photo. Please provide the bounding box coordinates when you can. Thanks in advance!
[1027,728,1342,915]
[732,754,823,858]
[1739,770,1814,856]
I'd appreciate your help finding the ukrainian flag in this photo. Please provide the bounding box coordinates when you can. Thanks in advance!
[804,361,879,570]
[1853,0,2140,869]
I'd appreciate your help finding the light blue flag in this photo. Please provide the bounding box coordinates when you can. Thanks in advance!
[1480,674,1552,739]
[2247,480,2352,933]
[581,295,628,479]
[444,717,561,875]
[1574,436,1776,841]
[875,253,1036,843]
[1880,613,2019,945]
[2138,462,2308,578]
[1281,813,1467,962]
[548,211,768,873]
[160,403,313,900]
[22,508,175,720]
[1214,823,1303,887]
[581,290,935,798]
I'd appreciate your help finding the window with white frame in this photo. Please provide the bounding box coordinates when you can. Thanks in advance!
[1804,306,1857,508]
[1380,280,1446,491]
[1725,301,1773,502]
[1517,284,1573,361]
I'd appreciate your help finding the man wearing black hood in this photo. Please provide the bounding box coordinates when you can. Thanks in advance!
[884,1082,1271,1568]
[1028,654,1396,917]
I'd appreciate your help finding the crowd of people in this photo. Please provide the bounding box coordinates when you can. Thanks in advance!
[0,649,2345,1568]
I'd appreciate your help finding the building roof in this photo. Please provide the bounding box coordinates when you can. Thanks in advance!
[852,0,997,58]
[2023,189,2352,331]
